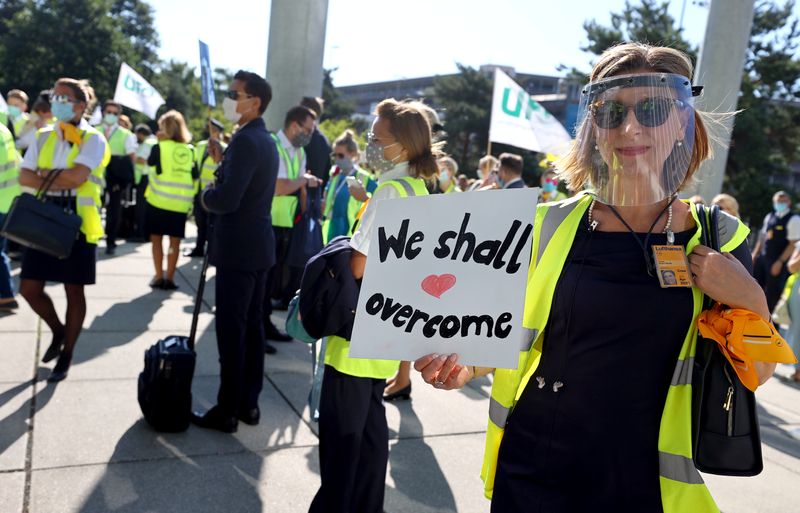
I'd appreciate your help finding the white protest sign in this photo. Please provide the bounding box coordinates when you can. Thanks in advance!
[0,93,7,113]
[349,188,539,369]
[489,68,572,153]
[113,63,165,119]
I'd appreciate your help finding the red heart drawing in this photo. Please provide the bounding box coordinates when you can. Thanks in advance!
[421,274,457,299]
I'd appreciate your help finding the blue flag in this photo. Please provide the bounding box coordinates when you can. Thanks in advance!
[199,40,215,107]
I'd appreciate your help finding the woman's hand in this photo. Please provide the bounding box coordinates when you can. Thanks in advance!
[413,353,472,390]
[770,260,784,277]
[348,181,368,202]
[689,246,770,320]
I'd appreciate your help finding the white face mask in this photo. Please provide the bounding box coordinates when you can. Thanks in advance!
[222,97,241,123]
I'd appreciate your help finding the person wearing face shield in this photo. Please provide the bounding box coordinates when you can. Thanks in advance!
[751,190,800,313]
[96,100,137,255]
[413,43,778,513]
[262,105,322,351]
[309,98,442,513]
[17,78,110,382]
[321,129,376,244]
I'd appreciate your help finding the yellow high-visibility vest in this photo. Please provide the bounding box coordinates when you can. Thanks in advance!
[480,193,749,512]
[194,139,227,191]
[322,166,375,244]
[35,126,110,244]
[0,123,21,214]
[324,176,430,379]
[271,133,304,228]
[145,141,196,214]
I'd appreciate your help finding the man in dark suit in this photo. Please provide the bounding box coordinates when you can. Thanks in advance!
[300,96,332,187]
[498,152,526,189]
[191,70,276,433]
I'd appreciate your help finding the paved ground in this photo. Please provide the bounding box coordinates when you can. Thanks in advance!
[0,230,799,513]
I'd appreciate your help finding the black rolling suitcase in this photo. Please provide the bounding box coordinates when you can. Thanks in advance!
[137,253,209,432]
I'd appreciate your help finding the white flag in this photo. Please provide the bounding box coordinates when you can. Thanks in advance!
[113,63,165,119]
[489,69,571,153]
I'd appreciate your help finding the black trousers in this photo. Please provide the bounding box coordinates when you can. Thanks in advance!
[309,365,388,513]
[134,176,149,239]
[193,193,209,250]
[266,226,302,307]
[215,266,268,418]
[754,256,789,313]
[105,184,125,247]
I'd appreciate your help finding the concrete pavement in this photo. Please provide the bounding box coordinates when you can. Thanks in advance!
[0,231,798,513]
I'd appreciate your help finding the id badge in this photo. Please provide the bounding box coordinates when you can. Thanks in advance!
[652,245,693,288]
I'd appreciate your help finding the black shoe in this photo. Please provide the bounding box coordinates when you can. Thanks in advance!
[271,299,289,311]
[47,353,72,382]
[264,342,277,355]
[149,277,165,289]
[238,407,260,426]
[42,335,65,363]
[265,324,292,342]
[161,279,179,290]
[0,300,19,311]
[105,245,116,255]
[190,406,238,433]
[183,247,204,257]
[383,383,411,402]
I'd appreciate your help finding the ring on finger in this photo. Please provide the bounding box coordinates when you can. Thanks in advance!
[433,380,445,388]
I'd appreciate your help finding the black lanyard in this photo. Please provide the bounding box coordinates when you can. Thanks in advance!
[604,197,676,277]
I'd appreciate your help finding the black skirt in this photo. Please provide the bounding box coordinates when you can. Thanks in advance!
[145,202,187,238]
[21,233,97,285]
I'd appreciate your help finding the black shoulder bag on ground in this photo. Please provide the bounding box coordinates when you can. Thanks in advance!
[691,203,763,476]
[0,169,82,259]
[137,252,208,432]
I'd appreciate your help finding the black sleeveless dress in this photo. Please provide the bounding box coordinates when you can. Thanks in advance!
[491,214,751,513]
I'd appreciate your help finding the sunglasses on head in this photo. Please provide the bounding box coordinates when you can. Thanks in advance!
[591,97,686,129]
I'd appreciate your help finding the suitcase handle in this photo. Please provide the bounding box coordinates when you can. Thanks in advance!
[188,247,209,350]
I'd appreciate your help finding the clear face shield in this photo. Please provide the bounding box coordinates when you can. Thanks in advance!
[574,73,701,206]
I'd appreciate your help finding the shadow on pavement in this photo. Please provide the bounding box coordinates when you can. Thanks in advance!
[75,420,265,513]
[387,401,457,513]
[0,373,58,460]
[757,403,800,459]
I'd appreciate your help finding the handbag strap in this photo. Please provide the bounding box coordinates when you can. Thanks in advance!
[696,203,720,310]
[187,248,209,351]
[36,168,65,200]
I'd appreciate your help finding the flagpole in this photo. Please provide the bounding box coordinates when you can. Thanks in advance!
[487,140,492,157]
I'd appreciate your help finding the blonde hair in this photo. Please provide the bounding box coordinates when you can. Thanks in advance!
[333,129,359,155]
[712,193,740,218]
[479,155,499,174]
[7,89,28,104]
[158,110,192,143]
[558,42,712,193]
[375,98,445,179]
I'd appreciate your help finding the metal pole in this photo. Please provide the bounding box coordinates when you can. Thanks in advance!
[685,0,755,201]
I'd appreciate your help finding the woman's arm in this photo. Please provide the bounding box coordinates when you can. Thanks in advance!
[413,353,494,390]
[787,245,800,274]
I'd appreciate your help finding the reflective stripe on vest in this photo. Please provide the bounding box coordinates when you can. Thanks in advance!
[0,123,20,213]
[35,125,109,243]
[324,175,430,379]
[480,194,749,512]
[271,133,304,228]
[145,141,195,214]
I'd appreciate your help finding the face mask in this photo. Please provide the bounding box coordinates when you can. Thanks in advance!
[7,106,21,119]
[439,169,449,183]
[222,97,241,123]
[291,130,312,148]
[542,182,557,193]
[365,141,401,173]
[103,113,118,125]
[774,202,789,214]
[336,158,353,172]
[51,101,75,121]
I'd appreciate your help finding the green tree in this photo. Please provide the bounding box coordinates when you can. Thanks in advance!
[431,63,493,175]
[0,0,159,101]
[321,68,356,121]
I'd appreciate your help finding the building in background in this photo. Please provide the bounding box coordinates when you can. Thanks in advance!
[337,64,582,134]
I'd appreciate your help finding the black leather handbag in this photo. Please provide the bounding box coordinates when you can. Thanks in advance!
[691,203,763,476]
[0,169,82,259]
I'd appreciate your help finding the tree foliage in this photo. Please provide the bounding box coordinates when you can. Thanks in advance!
[321,68,356,121]
[431,63,493,175]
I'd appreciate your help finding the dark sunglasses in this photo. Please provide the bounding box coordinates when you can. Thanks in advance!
[591,97,686,129]
[225,90,252,100]
[331,152,346,159]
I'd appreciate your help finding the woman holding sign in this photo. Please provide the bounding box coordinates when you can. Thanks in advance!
[309,99,443,513]
[414,43,783,513]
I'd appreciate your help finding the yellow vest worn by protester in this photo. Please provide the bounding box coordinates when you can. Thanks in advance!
[194,139,228,191]
[325,176,430,379]
[11,113,30,140]
[35,125,110,244]
[134,135,157,185]
[480,193,749,512]
[0,123,21,214]
[145,140,196,214]
[322,166,375,244]
[98,125,134,157]
[271,133,304,228]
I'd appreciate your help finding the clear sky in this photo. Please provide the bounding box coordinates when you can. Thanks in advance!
[151,0,723,87]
